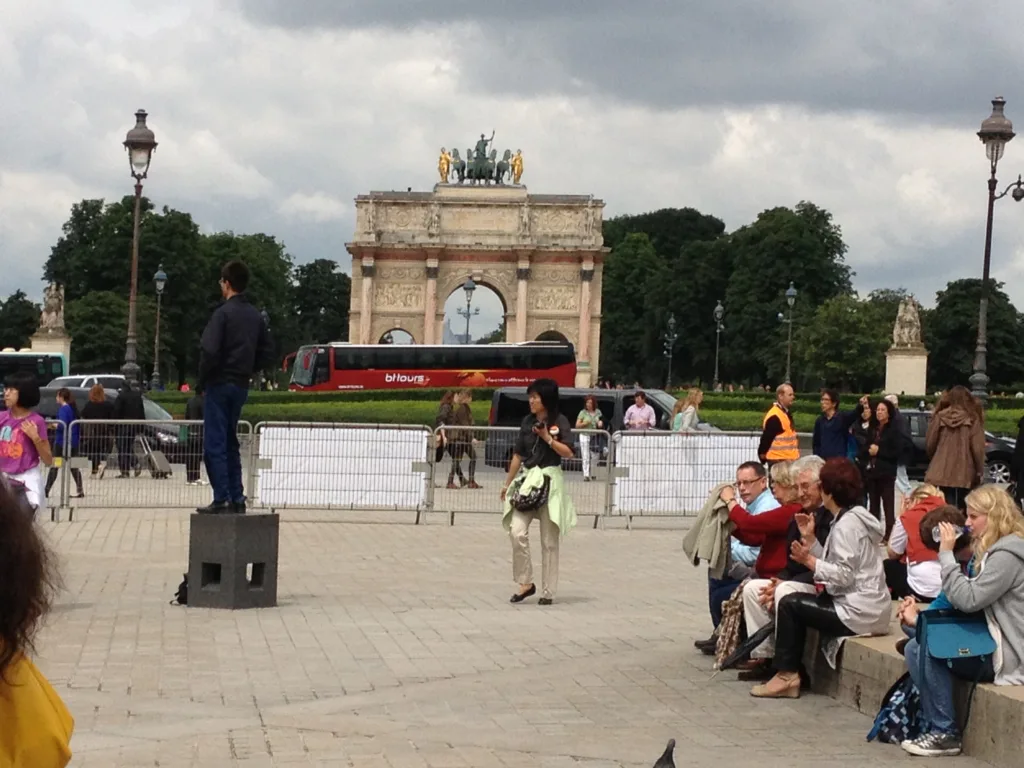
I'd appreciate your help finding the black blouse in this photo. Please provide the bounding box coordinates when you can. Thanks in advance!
[514,413,572,469]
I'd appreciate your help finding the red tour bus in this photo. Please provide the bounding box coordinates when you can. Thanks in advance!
[289,342,577,391]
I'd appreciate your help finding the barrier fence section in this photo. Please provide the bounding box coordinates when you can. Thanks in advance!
[52,419,254,520]
[610,430,761,522]
[430,425,613,525]
[252,422,433,521]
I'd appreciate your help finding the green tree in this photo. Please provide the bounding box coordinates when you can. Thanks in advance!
[65,291,164,374]
[0,291,40,350]
[293,259,351,344]
[722,202,853,386]
[598,233,668,385]
[603,207,726,260]
[475,320,506,344]
[924,279,1024,389]
[795,294,892,391]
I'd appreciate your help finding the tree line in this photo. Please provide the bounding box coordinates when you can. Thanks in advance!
[7,196,1023,392]
[599,204,1024,392]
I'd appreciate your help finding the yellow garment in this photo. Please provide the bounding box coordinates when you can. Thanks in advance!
[0,654,74,768]
[763,404,799,460]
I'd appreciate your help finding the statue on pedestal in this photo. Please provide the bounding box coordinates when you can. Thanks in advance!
[38,283,66,336]
[892,296,923,348]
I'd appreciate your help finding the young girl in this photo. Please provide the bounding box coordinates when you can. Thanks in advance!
[0,373,53,513]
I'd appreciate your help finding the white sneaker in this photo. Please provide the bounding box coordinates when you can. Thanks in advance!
[901,731,962,757]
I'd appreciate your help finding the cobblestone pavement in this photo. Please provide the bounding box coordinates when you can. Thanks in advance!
[35,507,981,767]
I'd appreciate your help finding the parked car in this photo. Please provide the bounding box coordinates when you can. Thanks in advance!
[49,374,128,390]
[901,408,1016,485]
[483,387,710,471]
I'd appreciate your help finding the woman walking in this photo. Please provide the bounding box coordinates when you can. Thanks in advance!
[501,378,577,605]
[574,395,604,480]
[81,384,114,477]
[860,399,902,541]
[925,385,985,510]
[45,388,85,499]
[446,390,480,489]
[0,373,52,513]
[672,388,703,432]
[434,391,454,465]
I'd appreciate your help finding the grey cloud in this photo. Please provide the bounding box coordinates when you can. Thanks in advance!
[235,0,1024,122]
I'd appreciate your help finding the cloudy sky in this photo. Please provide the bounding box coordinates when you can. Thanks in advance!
[3,0,1024,339]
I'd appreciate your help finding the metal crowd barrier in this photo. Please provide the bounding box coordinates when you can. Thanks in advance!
[50,419,254,520]
[430,425,613,527]
[609,430,762,526]
[251,422,434,522]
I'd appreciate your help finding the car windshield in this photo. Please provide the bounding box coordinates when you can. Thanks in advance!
[50,377,84,387]
[644,390,678,413]
[143,399,174,421]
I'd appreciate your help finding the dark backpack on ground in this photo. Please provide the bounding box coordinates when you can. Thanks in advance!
[867,671,922,744]
[171,573,188,605]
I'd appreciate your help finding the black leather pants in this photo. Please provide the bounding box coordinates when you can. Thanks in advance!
[773,592,854,672]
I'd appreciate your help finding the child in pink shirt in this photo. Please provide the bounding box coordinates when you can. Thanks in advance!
[1,373,52,511]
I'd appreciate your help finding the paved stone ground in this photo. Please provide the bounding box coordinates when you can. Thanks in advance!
[35,507,985,768]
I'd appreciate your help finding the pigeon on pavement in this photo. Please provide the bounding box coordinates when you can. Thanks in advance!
[653,738,676,767]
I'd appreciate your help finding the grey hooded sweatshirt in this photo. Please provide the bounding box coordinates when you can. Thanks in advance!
[939,534,1024,685]
[809,505,891,636]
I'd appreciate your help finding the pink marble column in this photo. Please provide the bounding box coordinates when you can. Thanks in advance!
[359,258,374,344]
[424,259,439,344]
[515,259,530,342]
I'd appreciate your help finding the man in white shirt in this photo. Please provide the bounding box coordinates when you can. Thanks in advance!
[624,392,656,430]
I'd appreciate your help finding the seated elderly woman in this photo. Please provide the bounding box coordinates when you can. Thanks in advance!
[898,485,1024,758]
[751,457,890,699]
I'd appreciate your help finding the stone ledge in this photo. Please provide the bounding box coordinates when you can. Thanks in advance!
[809,617,1023,767]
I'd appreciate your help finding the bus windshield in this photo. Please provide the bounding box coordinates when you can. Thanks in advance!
[0,352,67,386]
[289,342,576,391]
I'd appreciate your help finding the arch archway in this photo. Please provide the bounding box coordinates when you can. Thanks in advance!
[535,330,569,343]
[379,328,415,344]
[442,279,507,344]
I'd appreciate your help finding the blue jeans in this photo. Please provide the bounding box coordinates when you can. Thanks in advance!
[203,383,249,504]
[904,638,994,735]
[708,573,743,628]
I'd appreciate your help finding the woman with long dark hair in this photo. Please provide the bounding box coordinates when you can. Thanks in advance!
[45,388,85,499]
[500,378,577,605]
[925,385,986,510]
[860,399,901,541]
[0,477,74,764]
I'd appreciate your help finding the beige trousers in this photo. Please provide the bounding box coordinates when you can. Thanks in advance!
[509,506,560,598]
[742,578,817,659]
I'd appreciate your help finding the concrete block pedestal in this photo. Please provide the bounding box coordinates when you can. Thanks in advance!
[187,512,279,609]
[885,345,928,397]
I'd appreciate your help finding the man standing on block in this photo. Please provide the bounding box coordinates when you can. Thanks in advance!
[196,260,271,514]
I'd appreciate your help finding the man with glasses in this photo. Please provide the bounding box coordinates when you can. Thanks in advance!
[695,461,777,654]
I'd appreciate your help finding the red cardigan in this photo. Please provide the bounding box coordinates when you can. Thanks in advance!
[728,501,804,578]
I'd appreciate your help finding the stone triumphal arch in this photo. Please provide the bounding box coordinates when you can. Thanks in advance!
[346,184,606,385]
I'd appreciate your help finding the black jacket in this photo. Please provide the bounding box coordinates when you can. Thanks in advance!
[185,395,204,421]
[198,294,272,390]
[112,388,145,421]
[859,422,902,478]
[776,506,834,583]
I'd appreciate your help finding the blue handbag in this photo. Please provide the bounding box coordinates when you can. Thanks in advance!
[917,609,995,733]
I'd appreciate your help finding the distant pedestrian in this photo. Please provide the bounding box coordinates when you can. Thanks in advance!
[861,399,902,541]
[672,388,702,432]
[196,260,272,514]
[44,388,84,499]
[81,384,115,477]
[575,395,605,480]
[759,383,798,467]
[624,391,656,430]
[924,386,985,510]
[183,390,206,486]
[112,382,145,478]
[445,390,480,489]
[812,390,864,460]
[0,373,52,512]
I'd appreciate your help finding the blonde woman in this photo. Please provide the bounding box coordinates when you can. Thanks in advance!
[900,484,1024,757]
[672,388,703,432]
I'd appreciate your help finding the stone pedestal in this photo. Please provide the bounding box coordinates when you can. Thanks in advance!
[188,513,279,609]
[885,345,928,397]
[29,331,72,369]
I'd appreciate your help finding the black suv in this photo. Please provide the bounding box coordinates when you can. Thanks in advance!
[483,387,686,470]
[901,409,1016,484]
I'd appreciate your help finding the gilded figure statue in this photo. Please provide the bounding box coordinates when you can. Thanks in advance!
[438,147,452,183]
[511,149,524,184]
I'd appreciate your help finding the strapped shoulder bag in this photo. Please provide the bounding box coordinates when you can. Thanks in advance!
[507,431,552,512]
[917,608,996,732]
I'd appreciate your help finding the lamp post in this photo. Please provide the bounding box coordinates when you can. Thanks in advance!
[121,109,157,389]
[712,300,725,392]
[150,265,167,391]
[457,278,479,343]
[970,97,1024,403]
[663,313,679,389]
[777,282,797,384]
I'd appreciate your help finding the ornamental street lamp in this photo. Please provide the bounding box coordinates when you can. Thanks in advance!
[122,109,157,389]
[970,97,1024,403]
[712,300,725,392]
[457,278,480,343]
[150,265,167,391]
[663,313,679,389]
[777,282,797,384]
